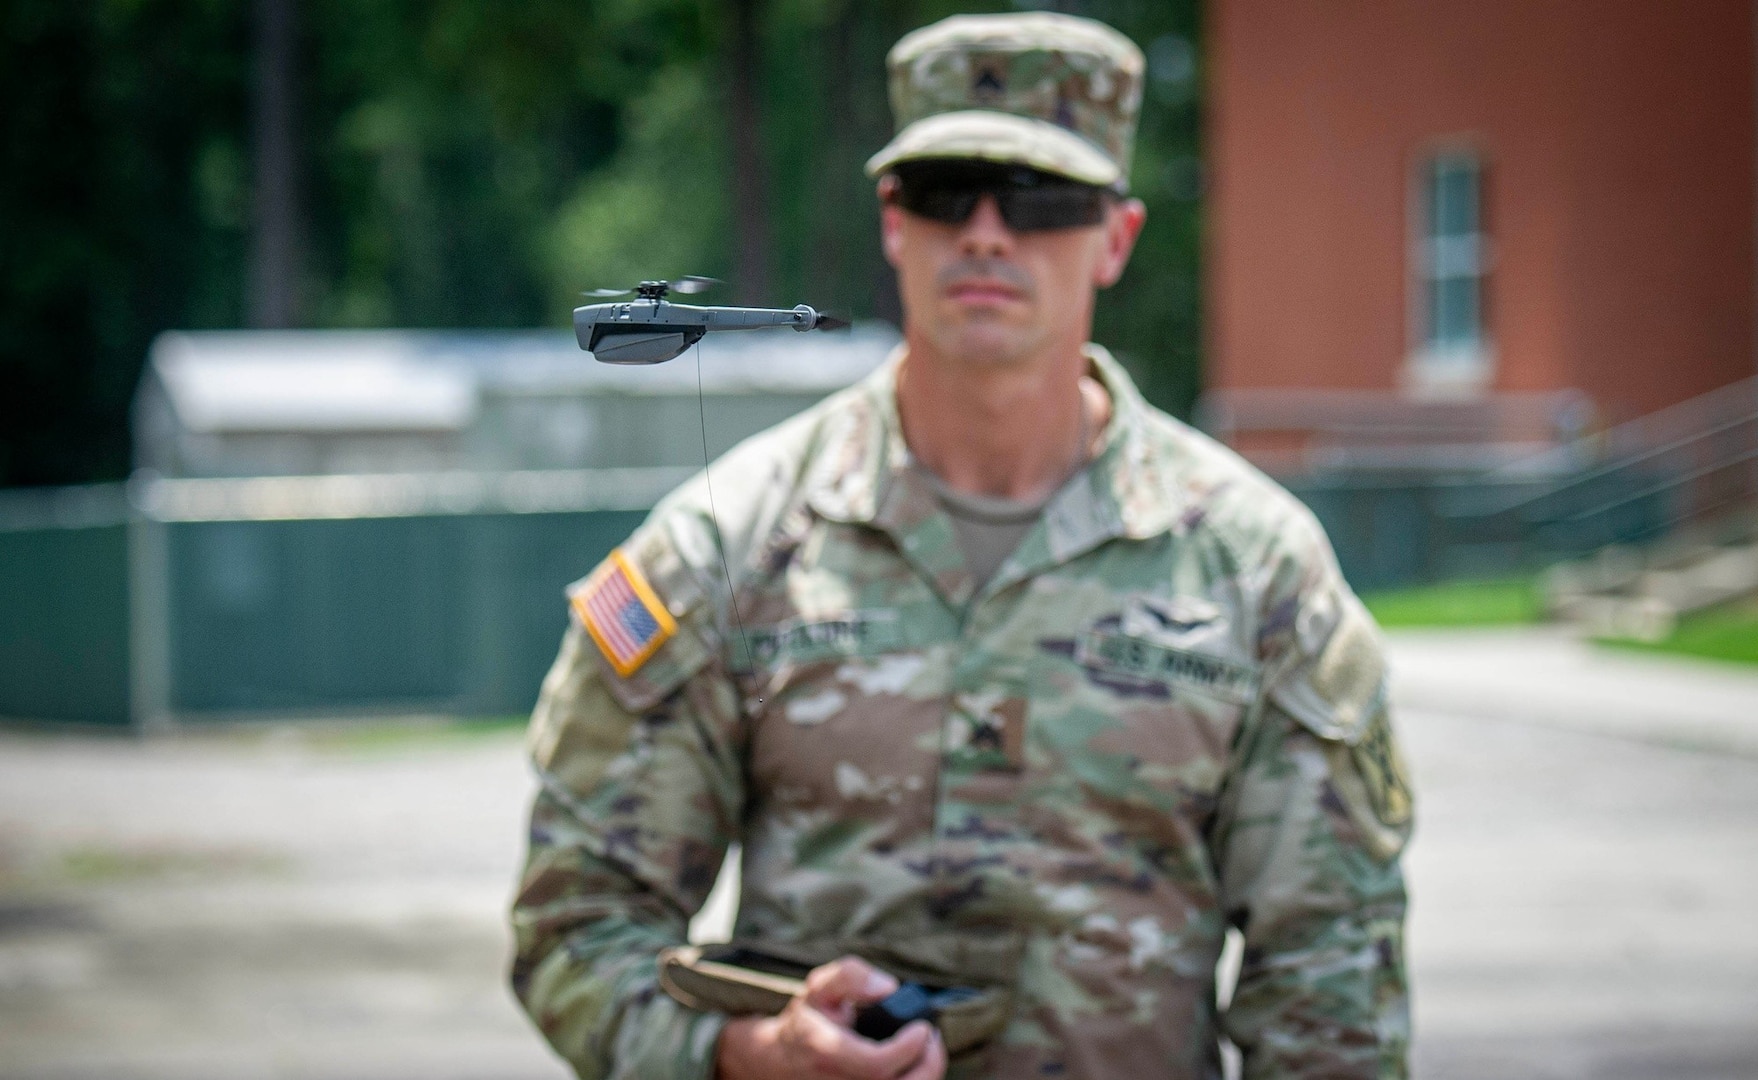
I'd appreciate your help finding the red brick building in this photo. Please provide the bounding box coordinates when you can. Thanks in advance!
[1205,0,1757,472]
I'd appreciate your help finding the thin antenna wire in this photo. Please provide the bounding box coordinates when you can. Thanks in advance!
[695,342,759,699]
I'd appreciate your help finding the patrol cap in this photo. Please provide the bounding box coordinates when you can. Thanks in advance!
[866,12,1145,191]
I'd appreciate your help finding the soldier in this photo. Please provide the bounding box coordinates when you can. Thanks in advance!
[512,11,1412,1080]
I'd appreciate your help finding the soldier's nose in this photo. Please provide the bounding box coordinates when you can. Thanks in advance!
[958,195,1015,257]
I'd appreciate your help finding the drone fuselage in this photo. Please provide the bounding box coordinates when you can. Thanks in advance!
[574,298,826,364]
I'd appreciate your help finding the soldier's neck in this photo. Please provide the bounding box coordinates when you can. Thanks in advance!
[895,337,1109,503]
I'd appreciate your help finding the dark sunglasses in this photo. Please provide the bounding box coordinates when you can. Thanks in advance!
[888,160,1112,232]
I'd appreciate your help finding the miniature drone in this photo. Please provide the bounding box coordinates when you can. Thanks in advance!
[573,276,848,365]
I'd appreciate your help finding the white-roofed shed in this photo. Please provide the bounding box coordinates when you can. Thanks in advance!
[136,325,898,479]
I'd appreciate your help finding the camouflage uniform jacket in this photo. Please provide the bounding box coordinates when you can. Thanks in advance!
[511,346,1413,1080]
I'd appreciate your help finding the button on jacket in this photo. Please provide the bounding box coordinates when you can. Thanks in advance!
[511,347,1412,1080]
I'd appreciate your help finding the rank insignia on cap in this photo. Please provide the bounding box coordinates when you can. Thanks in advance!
[571,549,677,677]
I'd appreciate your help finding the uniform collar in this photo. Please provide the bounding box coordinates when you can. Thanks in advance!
[806,343,1188,599]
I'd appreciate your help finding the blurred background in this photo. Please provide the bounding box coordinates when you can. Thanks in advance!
[1,1,1756,1078]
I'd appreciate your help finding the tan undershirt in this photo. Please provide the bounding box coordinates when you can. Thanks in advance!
[907,371,1110,588]
[919,468,1051,589]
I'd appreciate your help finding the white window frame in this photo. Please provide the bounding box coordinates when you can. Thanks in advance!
[1405,149,1494,397]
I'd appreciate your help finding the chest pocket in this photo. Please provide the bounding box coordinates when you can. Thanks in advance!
[1073,628,1260,707]
[1027,595,1258,821]
[743,610,954,833]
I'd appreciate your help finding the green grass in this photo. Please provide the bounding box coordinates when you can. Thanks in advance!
[59,845,289,883]
[1361,578,1545,628]
[1361,577,1758,665]
[1596,605,1758,667]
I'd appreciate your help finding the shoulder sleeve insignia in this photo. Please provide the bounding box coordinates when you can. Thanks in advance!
[570,549,678,678]
[1350,704,1413,828]
[1320,701,1414,862]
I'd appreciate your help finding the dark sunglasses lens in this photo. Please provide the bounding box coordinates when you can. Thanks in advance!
[999,186,1107,231]
[894,163,1107,231]
[900,184,981,225]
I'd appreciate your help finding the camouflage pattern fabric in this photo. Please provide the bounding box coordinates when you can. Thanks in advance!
[510,348,1413,1080]
[866,13,1145,189]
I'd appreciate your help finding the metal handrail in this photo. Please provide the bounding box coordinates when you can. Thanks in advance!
[1551,445,1758,527]
[1195,387,1590,467]
[1497,375,1757,477]
[1469,411,1757,521]
[1442,390,1757,554]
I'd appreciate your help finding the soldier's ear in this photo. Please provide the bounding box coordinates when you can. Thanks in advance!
[879,178,907,267]
[1093,197,1146,289]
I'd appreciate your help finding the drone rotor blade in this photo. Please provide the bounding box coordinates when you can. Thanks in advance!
[582,287,634,298]
[671,275,722,295]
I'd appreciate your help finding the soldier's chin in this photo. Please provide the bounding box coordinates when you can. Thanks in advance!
[948,322,1034,367]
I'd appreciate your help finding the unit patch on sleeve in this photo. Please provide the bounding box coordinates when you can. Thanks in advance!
[1350,703,1413,828]
[570,549,678,678]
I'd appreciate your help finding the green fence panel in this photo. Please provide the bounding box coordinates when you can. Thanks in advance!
[1284,480,1432,592]
[0,525,131,725]
[169,517,467,715]
[454,509,649,717]
[164,509,645,719]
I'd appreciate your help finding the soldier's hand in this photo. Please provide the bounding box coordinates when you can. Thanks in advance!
[714,955,946,1080]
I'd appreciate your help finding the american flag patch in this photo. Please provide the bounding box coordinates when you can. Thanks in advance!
[570,549,677,678]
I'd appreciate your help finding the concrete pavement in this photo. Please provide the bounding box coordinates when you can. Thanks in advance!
[0,730,569,1080]
[1386,629,1758,1079]
[0,630,1753,1078]
[1389,627,1758,756]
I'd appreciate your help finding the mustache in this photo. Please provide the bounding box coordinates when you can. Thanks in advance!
[937,258,1034,297]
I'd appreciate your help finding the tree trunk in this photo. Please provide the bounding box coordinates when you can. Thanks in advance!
[726,0,772,304]
[249,0,301,328]
[807,5,855,308]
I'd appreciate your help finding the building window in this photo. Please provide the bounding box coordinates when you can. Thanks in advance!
[1412,152,1491,390]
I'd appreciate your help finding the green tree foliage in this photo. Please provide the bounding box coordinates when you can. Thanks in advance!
[1,0,1203,487]
[1,0,250,485]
